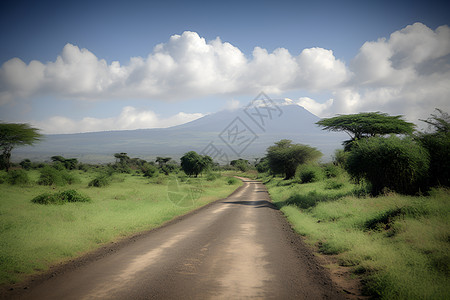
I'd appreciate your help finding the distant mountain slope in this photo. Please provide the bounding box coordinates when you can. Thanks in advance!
[14,105,346,163]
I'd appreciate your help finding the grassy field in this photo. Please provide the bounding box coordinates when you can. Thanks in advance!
[0,169,241,285]
[263,172,450,299]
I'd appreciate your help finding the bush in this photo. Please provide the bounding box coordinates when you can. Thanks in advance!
[38,166,63,185]
[88,174,111,187]
[6,169,30,185]
[418,132,450,187]
[227,177,239,185]
[332,149,349,167]
[32,190,91,205]
[256,158,270,173]
[297,164,324,183]
[325,179,344,190]
[346,136,429,195]
[142,163,159,178]
[37,166,78,186]
[206,172,221,181]
[19,159,32,170]
[61,170,80,185]
[323,163,343,178]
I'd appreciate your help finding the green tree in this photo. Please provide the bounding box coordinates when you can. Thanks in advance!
[346,136,429,195]
[51,156,78,170]
[266,139,322,179]
[230,159,250,172]
[0,123,42,171]
[180,151,212,177]
[114,153,130,164]
[156,157,171,167]
[417,109,450,187]
[255,157,270,173]
[316,112,415,150]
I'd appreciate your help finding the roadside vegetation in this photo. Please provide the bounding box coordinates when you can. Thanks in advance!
[258,109,450,299]
[1,109,448,298]
[0,152,242,286]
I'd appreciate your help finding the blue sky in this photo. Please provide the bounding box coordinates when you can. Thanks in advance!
[1,0,449,133]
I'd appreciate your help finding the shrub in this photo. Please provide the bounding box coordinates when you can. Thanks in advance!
[6,169,30,185]
[32,190,91,205]
[418,132,450,187]
[154,175,167,185]
[323,163,343,178]
[142,163,159,178]
[60,170,80,185]
[206,172,221,181]
[284,190,337,209]
[256,158,270,173]
[325,179,344,190]
[38,166,63,185]
[332,149,349,167]
[37,166,78,186]
[346,136,429,195]
[227,177,239,185]
[88,174,111,187]
[297,164,324,183]
[19,159,32,170]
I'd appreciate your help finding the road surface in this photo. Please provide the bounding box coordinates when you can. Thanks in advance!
[6,178,345,299]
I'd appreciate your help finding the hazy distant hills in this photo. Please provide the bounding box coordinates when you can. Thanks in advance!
[14,105,346,163]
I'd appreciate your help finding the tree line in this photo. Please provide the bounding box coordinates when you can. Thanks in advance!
[1,108,448,195]
[256,109,449,195]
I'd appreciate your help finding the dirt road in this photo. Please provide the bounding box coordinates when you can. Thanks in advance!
[6,178,345,299]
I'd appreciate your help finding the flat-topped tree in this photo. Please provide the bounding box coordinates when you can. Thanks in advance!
[0,123,42,171]
[316,112,415,150]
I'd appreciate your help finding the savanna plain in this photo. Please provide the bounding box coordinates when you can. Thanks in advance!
[0,166,241,287]
[0,155,449,299]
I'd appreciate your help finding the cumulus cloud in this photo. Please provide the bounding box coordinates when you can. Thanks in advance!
[34,106,204,134]
[2,23,450,130]
[298,23,450,123]
[0,31,349,103]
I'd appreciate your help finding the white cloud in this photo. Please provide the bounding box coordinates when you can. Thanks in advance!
[297,23,450,123]
[0,31,349,103]
[2,23,450,130]
[35,106,204,134]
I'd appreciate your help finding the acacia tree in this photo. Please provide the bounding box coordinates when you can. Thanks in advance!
[316,112,415,150]
[266,139,322,179]
[0,123,42,171]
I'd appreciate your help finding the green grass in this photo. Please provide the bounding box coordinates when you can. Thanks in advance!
[264,174,450,299]
[0,169,241,285]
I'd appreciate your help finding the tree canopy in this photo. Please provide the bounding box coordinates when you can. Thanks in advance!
[266,139,322,179]
[316,112,415,150]
[180,151,213,177]
[0,123,42,171]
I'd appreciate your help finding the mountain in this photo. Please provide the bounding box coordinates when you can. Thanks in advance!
[14,105,346,163]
